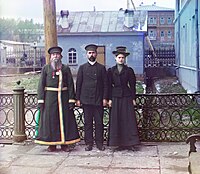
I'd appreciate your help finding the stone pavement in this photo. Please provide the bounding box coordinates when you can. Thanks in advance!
[0,142,190,174]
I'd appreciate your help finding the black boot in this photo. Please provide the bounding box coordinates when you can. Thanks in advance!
[96,145,105,151]
[85,145,93,151]
[47,145,56,152]
[61,145,70,152]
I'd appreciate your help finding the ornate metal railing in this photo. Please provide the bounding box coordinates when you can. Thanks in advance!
[0,92,200,142]
[0,93,14,139]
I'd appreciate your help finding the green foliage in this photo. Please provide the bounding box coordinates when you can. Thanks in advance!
[154,78,187,94]
[136,81,144,94]
[0,18,43,42]
[20,76,40,92]
[159,83,187,93]
[11,74,40,92]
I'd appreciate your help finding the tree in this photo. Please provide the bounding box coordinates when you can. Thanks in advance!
[0,18,44,42]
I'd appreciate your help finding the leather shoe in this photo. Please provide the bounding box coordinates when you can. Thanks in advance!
[47,145,56,152]
[85,145,93,151]
[61,145,70,152]
[97,145,105,151]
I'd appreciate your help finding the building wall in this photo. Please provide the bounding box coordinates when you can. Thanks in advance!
[178,67,197,92]
[58,34,145,75]
[147,11,174,48]
[174,0,199,92]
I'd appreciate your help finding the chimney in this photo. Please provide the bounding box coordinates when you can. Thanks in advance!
[124,9,134,28]
[152,2,156,6]
[60,10,70,29]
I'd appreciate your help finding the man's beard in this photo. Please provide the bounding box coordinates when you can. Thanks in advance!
[51,58,62,70]
[88,56,96,62]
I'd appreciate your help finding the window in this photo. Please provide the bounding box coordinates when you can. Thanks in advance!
[160,31,165,37]
[149,17,156,24]
[149,17,153,24]
[167,17,172,24]
[160,17,165,24]
[149,30,156,40]
[68,48,77,64]
[167,30,172,38]
[149,30,154,37]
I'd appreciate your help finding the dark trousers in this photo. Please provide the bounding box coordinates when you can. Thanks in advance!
[83,104,104,146]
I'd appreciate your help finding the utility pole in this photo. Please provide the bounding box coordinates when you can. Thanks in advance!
[43,0,58,64]
[127,0,136,10]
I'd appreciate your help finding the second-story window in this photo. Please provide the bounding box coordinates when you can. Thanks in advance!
[167,30,172,38]
[160,31,165,37]
[167,17,172,24]
[149,17,154,24]
[149,30,156,39]
[68,48,77,64]
[149,17,156,24]
[160,17,165,24]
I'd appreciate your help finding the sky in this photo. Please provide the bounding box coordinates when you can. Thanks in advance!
[0,0,175,23]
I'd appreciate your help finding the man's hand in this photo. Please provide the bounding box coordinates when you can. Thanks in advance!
[103,99,107,107]
[108,100,112,107]
[76,100,81,107]
[69,103,75,110]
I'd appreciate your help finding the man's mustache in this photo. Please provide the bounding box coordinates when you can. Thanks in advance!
[51,58,62,70]
[51,57,60,62]
[89,56,96,62]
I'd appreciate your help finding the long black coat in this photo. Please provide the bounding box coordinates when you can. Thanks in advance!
[107,64,140,146]
[76,62,108,106]
[35,64,80,145]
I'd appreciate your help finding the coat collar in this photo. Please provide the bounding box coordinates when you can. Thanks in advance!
[113,64,126,75]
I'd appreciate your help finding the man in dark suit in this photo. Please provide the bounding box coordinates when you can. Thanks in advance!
[76,44,108,151]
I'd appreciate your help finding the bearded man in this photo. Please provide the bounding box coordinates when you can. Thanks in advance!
[76,44,108,151]
[35,46,80,152]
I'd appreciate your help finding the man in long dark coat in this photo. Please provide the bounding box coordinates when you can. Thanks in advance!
[76,44,108,151]
[35,46,80,152]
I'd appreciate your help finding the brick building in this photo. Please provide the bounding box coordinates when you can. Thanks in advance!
[136,2,175,49]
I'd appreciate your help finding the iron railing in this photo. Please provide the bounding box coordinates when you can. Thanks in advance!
[144,48,175,67]
[0,93,14,139]
[0,92,200,142]
[4,49,45,67]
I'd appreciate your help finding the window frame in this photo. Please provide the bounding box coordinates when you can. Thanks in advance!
[68,48,77,65]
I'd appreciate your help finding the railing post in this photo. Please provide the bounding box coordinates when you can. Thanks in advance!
[13,86,27,142]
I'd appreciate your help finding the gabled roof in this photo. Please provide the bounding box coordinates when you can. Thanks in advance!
[136,5,174,11]
[57,10,147,34]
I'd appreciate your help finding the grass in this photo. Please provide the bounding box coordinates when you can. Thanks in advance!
[0,74,40,93]
[19,75,40,92]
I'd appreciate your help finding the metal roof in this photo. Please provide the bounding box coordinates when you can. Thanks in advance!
[136,5,174,11]
[0,40,30,46]
[57,10,147,34]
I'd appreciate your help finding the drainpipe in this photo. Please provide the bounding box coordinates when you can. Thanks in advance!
[195,0,200,91]
[177,0,180,70]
